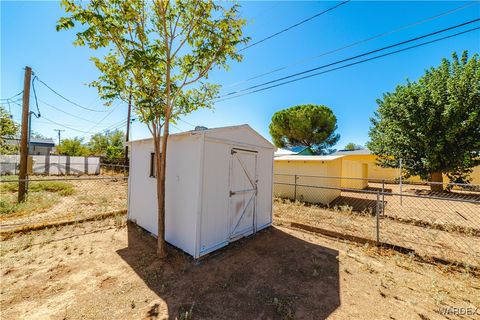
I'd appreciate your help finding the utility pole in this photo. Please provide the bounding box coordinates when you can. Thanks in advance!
[124,84,132,166]
[18,66,32,203]
[54,129,65,145]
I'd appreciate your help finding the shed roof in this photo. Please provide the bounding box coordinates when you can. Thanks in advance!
[128,124,274,149]
[274,155,344,162]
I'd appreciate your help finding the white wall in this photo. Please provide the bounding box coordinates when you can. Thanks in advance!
[0,155,100,175]
[128,141,159,236]
[32,155,100,175]
[200,140,231,254]
[200,128,274,255]
[255,148,274,229]
[164,134,202,256]
[127,134,202,257]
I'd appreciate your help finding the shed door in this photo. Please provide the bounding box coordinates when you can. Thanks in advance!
[228,148,257,240]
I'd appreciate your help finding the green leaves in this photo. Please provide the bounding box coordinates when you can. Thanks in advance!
[57,0,248,134]
[269,104,340,155]
[56,137,90,157]
[0,106,19,155]
[368,51,480,182]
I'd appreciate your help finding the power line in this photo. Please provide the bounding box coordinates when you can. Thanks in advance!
[87,101,122,132]
[41,116,92,134]
[219,18,480,99]
[178,118,196,128]
[0,91,23,101]
[170,123,184,133]
[104,119,128,131]
[34,76,109,113]
[31,76,41,117]
[216,26,480,102]
[225,1,478,89]
[239,0,350,52]
[37,98,99,124]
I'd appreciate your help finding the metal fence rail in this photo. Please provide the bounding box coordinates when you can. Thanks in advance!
[273,174,480,268]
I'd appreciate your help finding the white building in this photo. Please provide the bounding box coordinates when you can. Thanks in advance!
[127,125,275,258]
[274,148,297,157]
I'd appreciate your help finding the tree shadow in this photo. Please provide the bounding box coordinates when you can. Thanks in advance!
[117,221,340,319]
[330,196,379,214]
[410,189,480,201]
[365,186,393,193]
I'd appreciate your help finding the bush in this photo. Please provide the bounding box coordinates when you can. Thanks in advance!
[0,181,75,196]
[0,193,59,215]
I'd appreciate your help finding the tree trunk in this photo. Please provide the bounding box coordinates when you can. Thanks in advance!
[430,171,444,192]
[155,122,168,258]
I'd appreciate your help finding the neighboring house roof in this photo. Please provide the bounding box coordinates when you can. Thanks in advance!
[3,137,55,147]
[29,138,55,147]
[274,155,345,162]
[290,146,309,153]
[331,149,372,156]
[274,148,297,157]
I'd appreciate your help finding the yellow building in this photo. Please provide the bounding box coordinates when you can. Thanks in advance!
[332,149,399,181]
[332,149,480,185]
[274,154,369,204]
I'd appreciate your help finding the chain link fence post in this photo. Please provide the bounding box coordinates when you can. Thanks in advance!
[294,174,297,202]
[381,179,385,216]
[376,191,380,244]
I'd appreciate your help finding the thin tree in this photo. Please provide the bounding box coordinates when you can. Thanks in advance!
[57,0,248,257]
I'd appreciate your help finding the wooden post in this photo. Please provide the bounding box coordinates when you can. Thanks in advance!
[381,179,385,216]
[18,66,32,203]
[376,191,380,244]
[124,86,132,166]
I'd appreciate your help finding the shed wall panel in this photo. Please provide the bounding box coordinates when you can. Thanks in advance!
[255,148,274,229]
[164,134,202,256]
[200,141,233,254]
[128,141,158,236]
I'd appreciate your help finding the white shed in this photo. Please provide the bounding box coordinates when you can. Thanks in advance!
[127,125,275,258]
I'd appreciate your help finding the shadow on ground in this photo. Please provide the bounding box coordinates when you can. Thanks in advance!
[117,222,340,319]
[330,196,379,213]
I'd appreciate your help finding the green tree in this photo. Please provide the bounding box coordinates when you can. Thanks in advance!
[269,104,340,155]
[344,143,364,151]
[368,51,480,191]
[56,137,90,156]
[58,0,248,257]
[89,130,125,164]
[30,131,49,139]
[0,106,19,155]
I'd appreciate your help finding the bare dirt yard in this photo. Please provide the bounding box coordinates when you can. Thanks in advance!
[275,195,480,269]
[1,214,479,320]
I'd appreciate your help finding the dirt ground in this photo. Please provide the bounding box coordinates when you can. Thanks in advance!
[1,215,479,320]
[340,182,480,231]
[273,198,480,269]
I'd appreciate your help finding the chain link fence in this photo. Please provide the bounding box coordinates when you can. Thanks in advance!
[2,171,479,268]
[99,163,129,176]
[0,176,128,231]
[274,174,480,268]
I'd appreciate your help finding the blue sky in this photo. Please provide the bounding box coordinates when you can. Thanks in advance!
[1,1,479,149]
